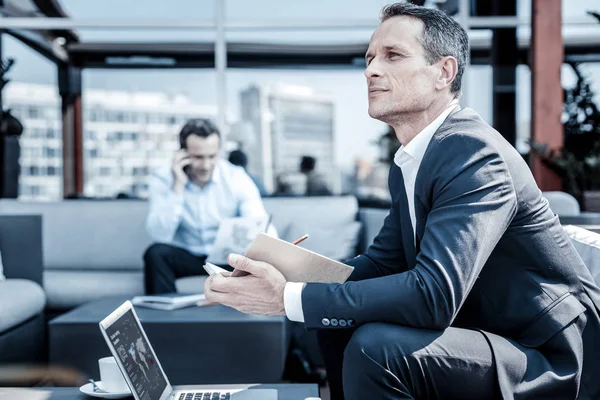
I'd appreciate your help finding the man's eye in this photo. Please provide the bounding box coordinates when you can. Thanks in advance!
[389,52,401,58]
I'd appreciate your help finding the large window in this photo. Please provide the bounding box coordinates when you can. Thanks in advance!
[3,35,60,201]
[4,0,596,200]
[82,69,217,198]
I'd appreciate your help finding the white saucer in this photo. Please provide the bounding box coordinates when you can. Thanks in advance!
[79,382,132,399]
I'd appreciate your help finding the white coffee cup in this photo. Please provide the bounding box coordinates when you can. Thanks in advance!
[98,356,130,393]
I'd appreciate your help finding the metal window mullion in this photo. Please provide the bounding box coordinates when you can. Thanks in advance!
[458,0,471,108]
[215,0,227,137]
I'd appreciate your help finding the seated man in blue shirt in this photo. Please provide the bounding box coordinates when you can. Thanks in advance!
[144,118,269,294]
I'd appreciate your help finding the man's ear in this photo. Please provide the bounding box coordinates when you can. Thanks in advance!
[436,56,458,92]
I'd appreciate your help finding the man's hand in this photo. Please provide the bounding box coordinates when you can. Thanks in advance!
[172,150,191,193]
[204,254,287,316]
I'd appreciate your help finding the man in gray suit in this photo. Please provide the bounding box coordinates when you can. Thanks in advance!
[204,3,600,399]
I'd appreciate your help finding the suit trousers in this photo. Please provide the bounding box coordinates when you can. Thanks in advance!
[318,323,501,400]
[143,243,208,294]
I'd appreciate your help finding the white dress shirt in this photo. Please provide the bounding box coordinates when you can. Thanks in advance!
[283,104,458,323]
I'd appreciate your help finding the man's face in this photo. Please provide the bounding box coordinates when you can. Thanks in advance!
[365,16,440,123]
[184,133,220,185]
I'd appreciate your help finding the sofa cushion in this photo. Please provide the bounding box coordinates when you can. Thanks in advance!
[357,208,388,253]
[263,196,360,256]
[44,270,144,310]
[0,200,152,271]
[563,225,600,286]
[284,221,362,261]
[0,279,45,334]
[175,276,208,294]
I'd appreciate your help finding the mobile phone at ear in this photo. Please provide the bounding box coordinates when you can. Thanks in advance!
[203,262,229,276]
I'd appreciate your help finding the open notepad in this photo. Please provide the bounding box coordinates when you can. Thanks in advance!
[131,293,209,311]
[243,233,354,283]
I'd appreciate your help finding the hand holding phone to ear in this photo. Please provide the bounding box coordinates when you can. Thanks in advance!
[172,150,191,193]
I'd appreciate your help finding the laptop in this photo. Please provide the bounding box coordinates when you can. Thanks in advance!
[99,300,277,400]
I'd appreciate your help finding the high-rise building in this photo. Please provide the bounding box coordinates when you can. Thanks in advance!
[239,83,338,194]
[4,82,217,200]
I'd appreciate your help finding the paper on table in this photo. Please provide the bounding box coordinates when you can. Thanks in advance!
[244,233,354,283]
[131,293,207,310]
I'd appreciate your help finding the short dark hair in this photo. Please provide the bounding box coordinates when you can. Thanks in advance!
[300,156,316,173]
[179,118,220,149]
[380,2,468,96]
[228,149,248,168]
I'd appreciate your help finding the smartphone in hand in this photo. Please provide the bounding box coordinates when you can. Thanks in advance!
[203,262,229,276]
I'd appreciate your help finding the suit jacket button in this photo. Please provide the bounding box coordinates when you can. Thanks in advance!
[347,319,355,327]
[331,318,339,327]
[339,319,347,327]
[321,318,330,326]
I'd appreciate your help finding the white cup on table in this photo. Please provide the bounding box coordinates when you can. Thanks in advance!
[98,356,129,393]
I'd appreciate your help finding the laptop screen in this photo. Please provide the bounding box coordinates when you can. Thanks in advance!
[104,309,168,400]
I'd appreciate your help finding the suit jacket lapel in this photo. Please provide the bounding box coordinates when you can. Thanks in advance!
[390,164,416,268]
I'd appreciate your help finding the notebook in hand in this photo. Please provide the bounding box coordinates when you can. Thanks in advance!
[243,232,354,283]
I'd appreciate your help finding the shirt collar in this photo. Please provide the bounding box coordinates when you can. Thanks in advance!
[394,104,458,168]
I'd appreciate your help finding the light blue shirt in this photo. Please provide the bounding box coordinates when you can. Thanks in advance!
[146,160,267,256]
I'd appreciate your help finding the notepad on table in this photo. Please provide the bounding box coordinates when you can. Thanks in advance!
[131,293,209,311]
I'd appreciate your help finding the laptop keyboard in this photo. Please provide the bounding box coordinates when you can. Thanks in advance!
[179,392,231,400]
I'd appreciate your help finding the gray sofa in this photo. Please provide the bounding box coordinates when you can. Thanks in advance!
[0,216,46,364]
[3,193,600,373]
[0,196,365,311]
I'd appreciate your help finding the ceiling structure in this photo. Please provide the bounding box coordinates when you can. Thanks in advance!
[1,0,599,69]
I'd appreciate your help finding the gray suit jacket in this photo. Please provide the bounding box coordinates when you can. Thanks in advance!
[302,107,600,399]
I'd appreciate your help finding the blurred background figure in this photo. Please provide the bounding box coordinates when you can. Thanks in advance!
[228,149,268,197]
[275,172,307,196]
[144,119,269,294]
[299,156,332,196]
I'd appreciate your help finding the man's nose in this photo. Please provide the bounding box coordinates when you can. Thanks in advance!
[365,57,382,79]
[198,159,210,170]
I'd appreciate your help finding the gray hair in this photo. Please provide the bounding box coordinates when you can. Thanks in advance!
[380,2,469,97]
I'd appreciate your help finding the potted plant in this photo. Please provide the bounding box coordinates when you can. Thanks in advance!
[531,56,600,211]
[531,10,600,211]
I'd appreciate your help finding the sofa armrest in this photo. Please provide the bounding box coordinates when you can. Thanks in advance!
[0,215,44,286]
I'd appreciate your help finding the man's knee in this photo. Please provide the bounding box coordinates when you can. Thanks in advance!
[342,323,439,378]
[343,323,388,373]
[143,243,172,265]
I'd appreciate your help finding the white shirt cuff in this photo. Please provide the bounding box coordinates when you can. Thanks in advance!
[284,282,306,323]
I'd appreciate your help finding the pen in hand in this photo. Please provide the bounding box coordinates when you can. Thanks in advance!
[292,234,309,246]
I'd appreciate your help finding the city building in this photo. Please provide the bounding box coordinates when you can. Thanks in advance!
[4,82,217,200]
[238,83,338,195]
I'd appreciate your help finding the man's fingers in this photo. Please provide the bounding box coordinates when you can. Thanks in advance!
[227,254,264,276]
[176,158,192,168]
[204,283,229,305]
[174,150,188,162]
[210,273,247,293]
